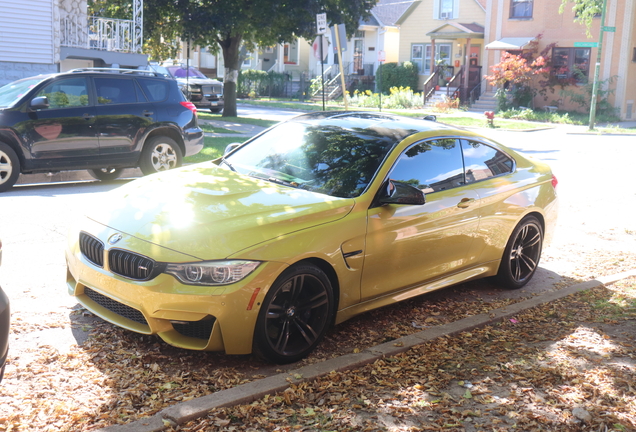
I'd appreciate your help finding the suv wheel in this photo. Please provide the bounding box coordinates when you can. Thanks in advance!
[88,168,123,181]
[0,143,20,193]
[139,136,183,175]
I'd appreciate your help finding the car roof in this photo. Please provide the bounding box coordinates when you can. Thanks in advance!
[288,111,462,141]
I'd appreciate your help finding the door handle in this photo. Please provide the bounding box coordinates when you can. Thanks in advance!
[457,197,475,208]
[142,110,154,117]
[83,113,95,120]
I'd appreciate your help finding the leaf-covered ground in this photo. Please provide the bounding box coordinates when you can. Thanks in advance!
[1,247,634,431]
[177,277,636,432]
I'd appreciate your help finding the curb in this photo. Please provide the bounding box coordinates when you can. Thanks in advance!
[98,269,636,431]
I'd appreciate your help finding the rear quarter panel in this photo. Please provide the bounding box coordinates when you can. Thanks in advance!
[470,152,558,263]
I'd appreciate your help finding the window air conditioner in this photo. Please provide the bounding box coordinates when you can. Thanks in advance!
[440,11,451,19]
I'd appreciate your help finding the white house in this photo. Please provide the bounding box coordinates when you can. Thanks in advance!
[0,0,147,86]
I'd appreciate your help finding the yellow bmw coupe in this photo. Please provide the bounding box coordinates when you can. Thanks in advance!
[66,112,558,363]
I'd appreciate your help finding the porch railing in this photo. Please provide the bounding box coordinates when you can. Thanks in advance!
[61,15,142,53]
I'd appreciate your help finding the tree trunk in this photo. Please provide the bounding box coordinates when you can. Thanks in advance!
[220,35,242,117]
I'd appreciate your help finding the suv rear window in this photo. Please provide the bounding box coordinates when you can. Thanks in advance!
[136,78,170,102]
[95,77,139,105]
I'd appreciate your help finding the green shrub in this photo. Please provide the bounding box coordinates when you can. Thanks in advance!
[376,62,418,94]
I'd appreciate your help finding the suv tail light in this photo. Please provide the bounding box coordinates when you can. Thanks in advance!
[551,174,558,189]
[180,101,197,116]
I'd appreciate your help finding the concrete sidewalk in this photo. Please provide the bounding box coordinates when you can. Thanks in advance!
[99,269,636,432]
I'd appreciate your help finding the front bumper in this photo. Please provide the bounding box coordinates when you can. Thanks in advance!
[66,225,286,355]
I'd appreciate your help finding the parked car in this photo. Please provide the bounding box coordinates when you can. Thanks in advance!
[66,112,558,364]
[0,238,9,383]
[142,63,224,113]
[0,68,204,192]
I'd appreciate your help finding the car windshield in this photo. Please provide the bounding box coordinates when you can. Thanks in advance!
[223,120,398,198]
[0,77,46,108]
[167,66,208,79]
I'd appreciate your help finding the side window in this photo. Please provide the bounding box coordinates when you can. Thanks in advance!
[36,78,89,108]
[136,78,169,102]
[461,140,514,183]
[94,77,138,105]
[389,138,464,194]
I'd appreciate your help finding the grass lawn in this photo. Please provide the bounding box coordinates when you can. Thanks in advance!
[439,116,552,130]
[184,136,249,164]
[199,124,240,134]
[198,112,278,128]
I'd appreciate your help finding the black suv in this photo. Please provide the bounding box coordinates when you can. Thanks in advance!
[0,68,204,192]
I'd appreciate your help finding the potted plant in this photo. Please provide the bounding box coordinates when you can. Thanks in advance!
[436,59,449,86]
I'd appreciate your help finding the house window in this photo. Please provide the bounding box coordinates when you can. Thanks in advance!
[439,0,454,19]
[510,0,533,18]
[411,44,424,73]
[424,43,452,75]
[284,40,299,65]
[552,47,591,82]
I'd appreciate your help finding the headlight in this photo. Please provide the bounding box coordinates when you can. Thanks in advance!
[165,260,260,286]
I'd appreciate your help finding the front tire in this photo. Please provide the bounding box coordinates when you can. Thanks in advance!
[496,215,543,289]
[253,264,334,364]
[0,142,20,192]
[88,167,123,181]
[139,136,183,175]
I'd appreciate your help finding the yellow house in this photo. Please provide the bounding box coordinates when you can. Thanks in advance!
[396,0,487,96]
[484,0,636,120]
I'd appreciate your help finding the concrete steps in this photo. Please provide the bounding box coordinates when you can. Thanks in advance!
[467,92,498,113]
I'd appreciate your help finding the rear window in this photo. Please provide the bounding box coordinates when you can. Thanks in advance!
[136,78,170,102]
[461,140,514,182]
[95,77,139,105]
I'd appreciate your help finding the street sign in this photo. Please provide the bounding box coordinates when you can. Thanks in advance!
[312,36,328,60]
[316,13,327,35]
[601,26,616,32]
[378,50,385,62]
[574,42,598,48]
[330,24,347,52]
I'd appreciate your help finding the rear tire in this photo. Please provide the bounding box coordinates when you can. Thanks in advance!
[495,215,543,289]
[88,167,123,181]
[0,142,20,192]
[139,136,182,175]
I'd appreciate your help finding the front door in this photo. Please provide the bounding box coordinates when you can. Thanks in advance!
[361,138,481,301]
[20,77,98,170]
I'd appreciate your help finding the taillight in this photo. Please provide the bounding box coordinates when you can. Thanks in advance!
[551,174,558,189]
[180,101,197,116]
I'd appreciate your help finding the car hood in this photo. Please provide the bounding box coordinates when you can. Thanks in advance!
[87,164,354,260]
[176,78,222,86]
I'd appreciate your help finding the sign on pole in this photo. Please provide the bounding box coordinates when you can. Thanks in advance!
[574,42,598,48]
[316,13,327,35]
[378,50,386,62]
[312,36,328,60]
[601,26,616,32]
[330,25,347,53]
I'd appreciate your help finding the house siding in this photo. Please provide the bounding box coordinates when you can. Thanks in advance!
[398,0,486,89]
[0,0,55,64]
[485,0,636,119]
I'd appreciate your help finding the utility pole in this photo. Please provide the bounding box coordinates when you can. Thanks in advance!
[588,0,608,131]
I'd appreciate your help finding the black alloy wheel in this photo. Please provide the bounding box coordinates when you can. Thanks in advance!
[253,264,334,364]
[496,215,543,289]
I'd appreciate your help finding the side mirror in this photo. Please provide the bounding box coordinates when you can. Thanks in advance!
[29,96,49,110]
[224,142,242,155]
[378,180,426,206]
